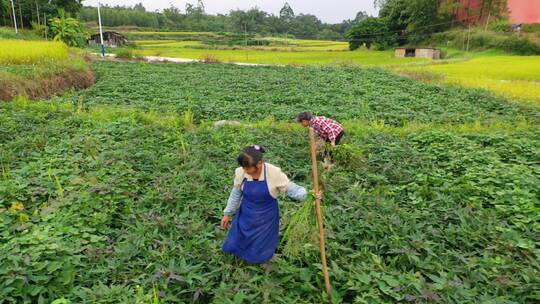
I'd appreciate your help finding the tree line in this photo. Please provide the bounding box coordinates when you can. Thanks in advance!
[0,0,82,29]
[78,2,367,40]
[347,0,510,50]
[1,0,512,47]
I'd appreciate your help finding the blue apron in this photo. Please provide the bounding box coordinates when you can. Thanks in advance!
[222,164,280,264]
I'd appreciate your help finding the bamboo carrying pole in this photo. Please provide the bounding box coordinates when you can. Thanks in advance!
[308,128,332,297]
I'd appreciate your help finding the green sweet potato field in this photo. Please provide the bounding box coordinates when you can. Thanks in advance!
[1,61,539,303]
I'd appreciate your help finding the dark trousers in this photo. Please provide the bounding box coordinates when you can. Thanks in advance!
[324,131,344,159]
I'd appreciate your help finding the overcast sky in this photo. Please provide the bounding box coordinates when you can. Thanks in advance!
[83,0,379,23]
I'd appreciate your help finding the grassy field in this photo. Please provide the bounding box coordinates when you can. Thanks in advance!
[135,39,349,52]
[395,55,540,104]
[1,61,539,303]
[0,40,69,64]
[130,31,216,35]
[0,27,43,40]
[122,31,418,65]
[128,35,374,65]
[133,47,425,65]
[427,28,540,55]
[135,40,200,47]
[112,30,540,102]
[127,31,217,36]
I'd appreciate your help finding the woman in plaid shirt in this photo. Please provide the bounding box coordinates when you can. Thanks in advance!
[296,112,344,147]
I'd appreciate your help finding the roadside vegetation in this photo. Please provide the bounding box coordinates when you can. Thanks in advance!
[0,39,93,101]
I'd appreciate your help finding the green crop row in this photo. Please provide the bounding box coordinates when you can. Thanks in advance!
[74,61,539,126]
[1,98,539,302]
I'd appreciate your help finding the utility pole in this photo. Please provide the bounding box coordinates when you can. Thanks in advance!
[44,12,47,39]
[466,23,471,52]
[97,2,105,57]
[484,11,491,32]
[16,0,22,29]
[462,30,465,51]
[35,0,40,26]
[9,0,18,37]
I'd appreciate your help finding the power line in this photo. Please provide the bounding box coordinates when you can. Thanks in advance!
[347,14,483,39]
[346,32,435,43]
[346,27,468,42]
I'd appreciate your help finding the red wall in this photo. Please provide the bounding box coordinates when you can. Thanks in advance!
[508,0,540,24]
[453,0,540,24]
[455,0,483,23]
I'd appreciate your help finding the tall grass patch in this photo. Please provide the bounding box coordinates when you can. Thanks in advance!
[395,56,540,104]
[0,40,69,64]
[428,29,540,55]
[0,40,93,101]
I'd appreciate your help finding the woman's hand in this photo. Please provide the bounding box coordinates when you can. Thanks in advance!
[314,190,323,200]
[220,215,230,230]
[316,139,326,151]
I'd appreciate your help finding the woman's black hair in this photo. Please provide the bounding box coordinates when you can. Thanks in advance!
[238,145,266,167]
[296,112,313,122]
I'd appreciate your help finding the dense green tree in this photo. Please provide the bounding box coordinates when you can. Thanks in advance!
[162,5,184,29]
[81,5,160,28]
[347,17,396,49]
[291,14,321,38]
[318,27,341,40]
[353,11,369,23]
[133,2,145,12]
[76,2,373,40]
[278,2,294,34]
[480,0,508,19]
[0,0,10,27]
[438,0,508,22]
[0,0,82,28]
[28,0,82,27]
[405,0,448,43]
[379,0,450,45]
[229,8,268,33]
[49,8,88,46]
[184,0,206,30]
[265,14,282,35]
[329,11,369,38]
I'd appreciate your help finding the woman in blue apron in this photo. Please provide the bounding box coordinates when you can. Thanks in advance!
[221,145,308,264]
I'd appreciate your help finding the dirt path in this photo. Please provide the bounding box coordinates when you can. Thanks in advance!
[91,53,271,67]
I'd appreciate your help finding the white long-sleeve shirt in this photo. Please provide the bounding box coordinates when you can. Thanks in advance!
[223,163,307,216]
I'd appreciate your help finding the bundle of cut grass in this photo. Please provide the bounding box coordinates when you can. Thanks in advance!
[281,194,320,261]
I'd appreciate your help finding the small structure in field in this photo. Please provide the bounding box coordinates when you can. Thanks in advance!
[511,23,523,33]
[395,48,441,59]
[88,31,127,47]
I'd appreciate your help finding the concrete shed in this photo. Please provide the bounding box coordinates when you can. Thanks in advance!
[395,48,441,59]
[88,31,128,48]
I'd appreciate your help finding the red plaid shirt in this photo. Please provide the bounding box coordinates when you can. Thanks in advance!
[309,116,344,141]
